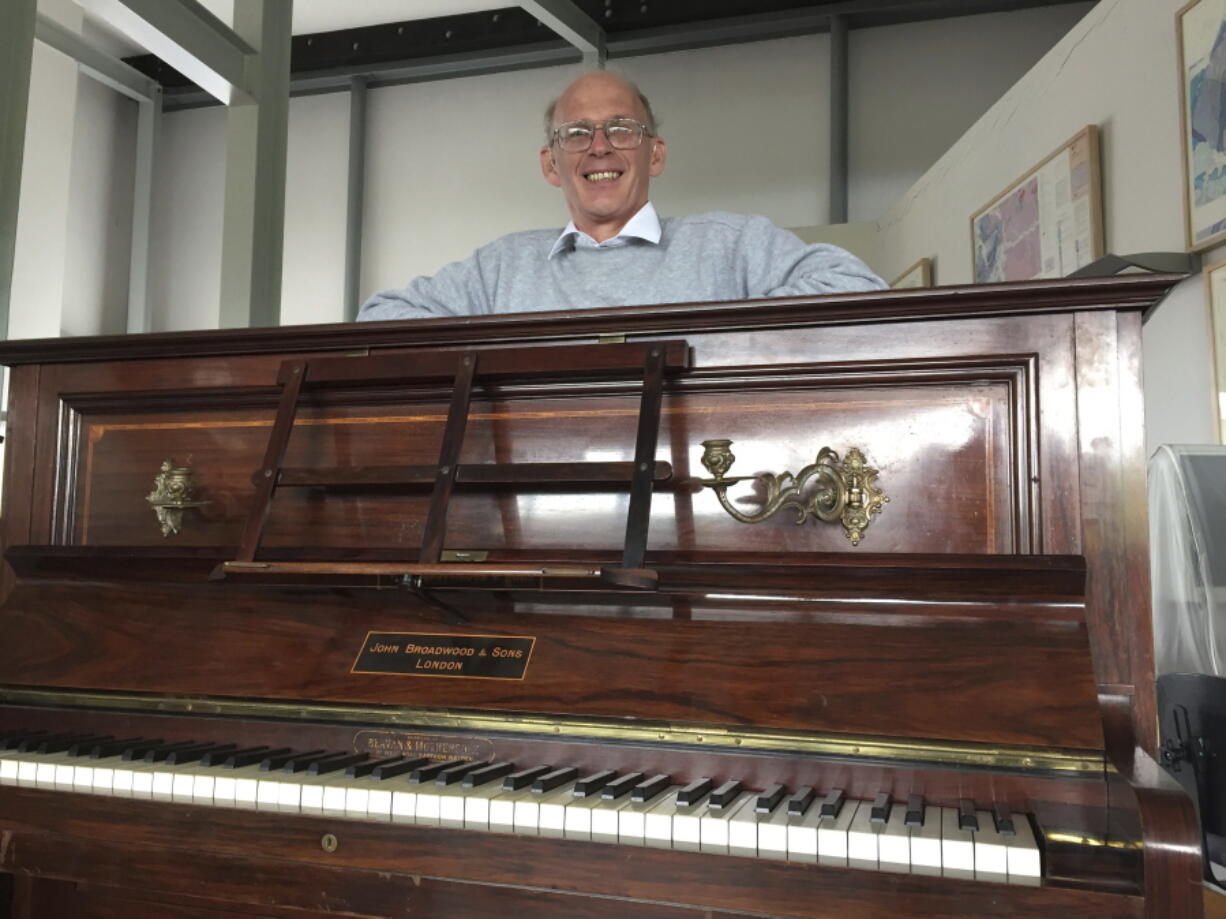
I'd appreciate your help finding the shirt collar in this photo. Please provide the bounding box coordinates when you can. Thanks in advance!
[547,202,661,260]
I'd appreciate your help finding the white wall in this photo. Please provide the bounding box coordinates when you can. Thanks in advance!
[849,3,1093,224]
[62,74,137,336]
[872,0,1219,451]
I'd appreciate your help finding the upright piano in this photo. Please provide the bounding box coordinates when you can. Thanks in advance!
[0,276,1210,918]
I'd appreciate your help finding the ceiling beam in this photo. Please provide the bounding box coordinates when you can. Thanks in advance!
[77,0,255,104]
[519,0,605,66]
[34,13,158,102]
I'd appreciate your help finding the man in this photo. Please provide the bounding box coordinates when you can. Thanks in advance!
[358,71,884,321]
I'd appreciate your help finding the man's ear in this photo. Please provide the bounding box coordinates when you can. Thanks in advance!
[648,137,667,178]
[540,145,562,187]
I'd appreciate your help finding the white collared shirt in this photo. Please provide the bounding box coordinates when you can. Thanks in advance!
[547,202,662,260]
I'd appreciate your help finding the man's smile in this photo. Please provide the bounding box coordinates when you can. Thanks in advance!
[584,170,623,182]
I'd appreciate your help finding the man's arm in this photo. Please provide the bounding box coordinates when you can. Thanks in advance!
[356,249,495,321]
[740,216,887,297]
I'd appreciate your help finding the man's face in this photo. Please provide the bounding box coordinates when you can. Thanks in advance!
[540,73,667,242]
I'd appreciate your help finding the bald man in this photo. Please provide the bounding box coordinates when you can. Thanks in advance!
[358,72,884,321]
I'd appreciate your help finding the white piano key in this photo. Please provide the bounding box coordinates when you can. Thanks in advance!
[72,763,95,791]
[757,805,791,861]
[489,787,535,831]
[847,799,880,870]
[643,790,684,849]
[941,806,975,879]
[590,795,633,842]
[0,755,19,786]
[514,782,577,835]
[817,798,860,866]
[877,802,911,874]
[786,795,824,863]
[564,790,619,840]
[367,786,394,821]
[1006,813,1042,886]
[910,805,943,876]
[619,787,678,847]
[391,786,419,823]
[536,785,578,838]
[700,792,755,853]
[973,809,1008,880]
[671,800,708,852]
[461,781,506,829]
[727,794,765,856]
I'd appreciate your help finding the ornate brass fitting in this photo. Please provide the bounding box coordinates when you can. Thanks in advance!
[145,460,210,537]
[698,439,888,546]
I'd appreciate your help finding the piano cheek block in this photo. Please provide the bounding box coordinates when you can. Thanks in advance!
[0,278,1206,919]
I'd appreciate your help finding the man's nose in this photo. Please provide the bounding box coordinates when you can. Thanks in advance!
[588,125,613,154]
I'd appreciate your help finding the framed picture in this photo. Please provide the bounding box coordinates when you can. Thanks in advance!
[890,258,934,289]
[970,125,1104,284]
[1178,0,1226,251]
[1203,258,1226,442]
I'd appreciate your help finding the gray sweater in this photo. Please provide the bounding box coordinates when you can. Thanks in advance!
[357,211,885,321]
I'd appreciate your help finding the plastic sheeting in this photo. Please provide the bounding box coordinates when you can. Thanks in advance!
[1150,445,1226,676]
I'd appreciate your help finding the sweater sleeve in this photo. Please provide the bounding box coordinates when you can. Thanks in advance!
[739,216,886,297]
[356,248,495,321]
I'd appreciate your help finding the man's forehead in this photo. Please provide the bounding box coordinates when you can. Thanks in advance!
[553,75,645,121]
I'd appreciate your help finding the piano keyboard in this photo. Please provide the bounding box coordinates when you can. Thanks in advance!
[0,730,1041,885]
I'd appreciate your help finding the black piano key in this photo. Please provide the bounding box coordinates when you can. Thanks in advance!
[992,803,1016,836]
[904,794,925,827]
[787,786,816,817]
[410,759,466,784]
[63,735,116,756]
[676,777,714,807]
[2,730,47,750]
[18,733,80,753]
[819,788,847,818]
[346,756,408,779]
[220,747,285,768]
[37,733,111,755]
[110,739,167,760]
[279,750,338,774]
[139,740,202,763]
[78,737,143,758]
[502,764,552,791]
[372,757,430,780]
[709,779,745,810]
[306,753,369,776]
[260,749,323,771]
[0,730,44,749]
[437,760,484,786]
[755,783,786,814]
[532,766,578,794]
[870,792,892,824]
[165,743,238,766]
[630,773,670,803]
[462,761,513,788]
[601,772,644,800]
[958,799,979,831]
[572,769,617,797]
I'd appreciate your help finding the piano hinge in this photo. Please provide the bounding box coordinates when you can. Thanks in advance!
[440,549,490,563]
[342,348,371,357]
[597,333,627,344]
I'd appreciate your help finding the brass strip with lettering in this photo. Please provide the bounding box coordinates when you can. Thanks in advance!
[0,686,1105,775]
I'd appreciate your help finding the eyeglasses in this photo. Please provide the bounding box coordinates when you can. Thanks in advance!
[550,117,654,153]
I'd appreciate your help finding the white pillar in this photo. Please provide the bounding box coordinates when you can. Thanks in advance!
[0,0,37,339]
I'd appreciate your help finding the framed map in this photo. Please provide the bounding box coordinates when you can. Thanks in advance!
[890,258,934,289]
[970,126,1103,284]
[1178,0,1226,251]
[1204,258,1226,442]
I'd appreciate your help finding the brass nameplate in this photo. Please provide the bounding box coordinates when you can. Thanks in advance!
[354,730,495,762]
[352,631,535,680]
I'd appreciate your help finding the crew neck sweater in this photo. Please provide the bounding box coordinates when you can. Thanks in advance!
[358,211,885,322]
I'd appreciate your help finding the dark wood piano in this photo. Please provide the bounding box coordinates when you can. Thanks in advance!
[0,276,1211,918]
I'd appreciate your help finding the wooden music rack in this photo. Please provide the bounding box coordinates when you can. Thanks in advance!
[219,340,690,590]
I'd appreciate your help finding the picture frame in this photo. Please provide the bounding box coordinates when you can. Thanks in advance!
[970,125,1104,284]
[1202,258,1226,442]
[1178,0,1226,251]
[890,258,934,289]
